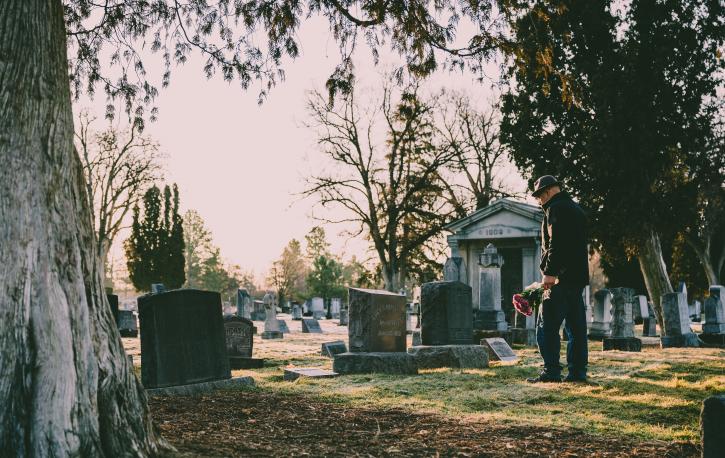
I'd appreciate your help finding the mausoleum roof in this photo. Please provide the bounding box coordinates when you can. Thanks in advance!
[444,198,543,233]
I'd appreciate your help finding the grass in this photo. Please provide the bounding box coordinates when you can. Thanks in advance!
[126,317,725,445]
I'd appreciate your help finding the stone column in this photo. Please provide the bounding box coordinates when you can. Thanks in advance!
[474,244,510,345]
[603,287,641,351]
[589,289,612,340]
[701,285,725,345]
[660,292,699,348]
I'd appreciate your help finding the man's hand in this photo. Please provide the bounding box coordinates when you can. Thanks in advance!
[542,275,557,289]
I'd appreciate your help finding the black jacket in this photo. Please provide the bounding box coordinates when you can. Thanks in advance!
[540,192,590,287]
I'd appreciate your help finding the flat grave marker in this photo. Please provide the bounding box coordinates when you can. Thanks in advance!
[283,368,338,381]
[481,337,518,362]
[321,340,348,358]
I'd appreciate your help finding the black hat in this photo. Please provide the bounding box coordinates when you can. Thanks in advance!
[531,175,562,197]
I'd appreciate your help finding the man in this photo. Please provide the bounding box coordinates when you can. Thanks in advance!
[527,175,590,383]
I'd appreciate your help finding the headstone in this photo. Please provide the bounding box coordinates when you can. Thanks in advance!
[408,345,489,369]
[223,316,264,369]
[311,297,326,320]
[633,295,649,324]
[338,307,348,326]
[302,318,323,334]
[443,257,467,283]
[251,299,266,321]
[138,289,230,389]
[589,289,613,340]
[291,303,303,320]
[277,319,290,334]
[420,281,473,345]
[701,395,725,458]
[334,288,416,375]
[642,303,659,337]
[118,310,138,337]
[150,283,166,294]
[701,285,725,346]
[331,298,342,319]
[236,288,251,320]
[107,293,119,326]
[603,288,641,351]
[262,294,283,339]
[321,340,348,357]
[689,300,702,322]
[283,368,339,381]
[476,244,508,332]
[660,292,699,348]
[480,337,518,362]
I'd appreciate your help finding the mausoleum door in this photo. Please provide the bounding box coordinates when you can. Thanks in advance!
[500,247,523,327]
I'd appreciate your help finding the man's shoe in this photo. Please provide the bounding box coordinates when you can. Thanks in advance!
[526,372,562,383]
[563,375,588,383]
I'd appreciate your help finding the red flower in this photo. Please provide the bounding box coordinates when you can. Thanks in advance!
[512,293,533,317]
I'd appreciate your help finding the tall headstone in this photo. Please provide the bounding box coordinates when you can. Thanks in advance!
[338,307,348,326]
[118,310,138,337]
[589,289,613,340]
[223,316,263,369]
[333,288,417,374]
[603,288,641,351]
[331,298,342,319]
[139,289,230,388]
[251,299,266,321]
[262,293,283,339]
[633,295,648,324]
[420,281,473,345]
[476,244,508,335]
[236,288,251,320]
[311,297,326,320]
[642,302,659,337]
[701,285,725,346]
[660,292,699,348]
[443,257,467,283]
[291,303,303,320]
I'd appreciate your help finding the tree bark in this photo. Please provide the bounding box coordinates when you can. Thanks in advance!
[0,1,170,455]
[685,235,720,286]
[637,230,673,330]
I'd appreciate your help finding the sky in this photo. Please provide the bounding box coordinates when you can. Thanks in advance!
[77,15,528,285]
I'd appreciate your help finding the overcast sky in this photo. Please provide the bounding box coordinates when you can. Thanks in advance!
[77,15,528,284]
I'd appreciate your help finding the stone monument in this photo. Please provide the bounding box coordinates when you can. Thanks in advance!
[261,292,283,339]
[236,288,252,320]
[589,289,613,340]
[291,303,303,320]
[474,244,510,342]
[443,257,467,283]
[138,289,230,389]
[311,297,326,319]
[251,299,266,321]
[701,285,725,346]
[333,288,417,375]
[660,292,699,348]
[603,287,641,351]
[107,292,120,327]
[117,310,138,337]
[642,302,659,337]
[701,395,725,458]
[223,316,263,369]
[338,306,348,326]
[689,300,702,322]
[331,298,342,319]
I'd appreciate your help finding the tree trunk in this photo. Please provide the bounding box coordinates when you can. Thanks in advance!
[685,235,720,286]
[0,1,170,455]
[637,230,673,330]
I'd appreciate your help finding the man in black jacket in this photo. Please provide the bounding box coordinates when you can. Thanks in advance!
[527,175,590,383]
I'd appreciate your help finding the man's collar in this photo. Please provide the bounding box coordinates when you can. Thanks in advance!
[542,191,568,210]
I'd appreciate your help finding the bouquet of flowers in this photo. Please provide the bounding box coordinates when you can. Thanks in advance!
[512,282,545,317]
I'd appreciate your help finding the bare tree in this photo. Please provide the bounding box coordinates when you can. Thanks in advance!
[76,111,163,283]
[304,81,455,292]
[436,91,522,216]
[267,239,307,305]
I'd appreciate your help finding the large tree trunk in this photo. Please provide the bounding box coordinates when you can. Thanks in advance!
[0,1,170,455]
[637,230,674,330]
[685,235,720,286]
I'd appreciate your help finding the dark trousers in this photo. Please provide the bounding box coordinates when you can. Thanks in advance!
[536,283,588,378]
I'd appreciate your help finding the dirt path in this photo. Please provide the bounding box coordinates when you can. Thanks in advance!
[150,389,698,457]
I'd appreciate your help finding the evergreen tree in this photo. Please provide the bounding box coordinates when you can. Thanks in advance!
[125,184,185,291]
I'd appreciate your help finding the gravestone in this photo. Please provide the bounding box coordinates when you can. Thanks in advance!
[689,300,702,322]
[138,289,230,389]
[302,318,323,334]
[251,299,266,321]
[311,297,326,320]
[420,281,473,345]
[677,281,688,303]
[443,257,467,283]
[589,289,613,340]
[107,293,120,327]
[321,340,348,357]
[701,395,725,458]
[701,285,725,346]
[262,294,283,339]
[118,310,138,337]
[277,319,290,334]
[408,345,489,369]
[476,244,508,334]
[223,316,263,369]
[660,292,699,348]
[481,337,518,362]
[236,288,251,320]
[603,288,641,352]
[331,298,342,319]
[633,295,649,324]
[642,303,659,337]
[291,303,303,320]
[338,307,348,326]
[283,368,339,381]
[333,288,417,375]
